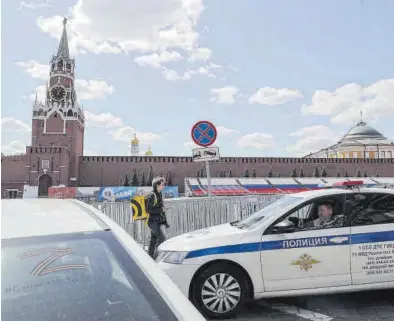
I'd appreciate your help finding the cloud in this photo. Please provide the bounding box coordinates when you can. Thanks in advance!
[84,111,123,128]
[237,133,275,150]
[210,86,239,104]
[36,0,206,56]
[188,47,212,61]
[209,62,222,69]
[301,78,394,125]
[15,61,116,101]
[19,0,50,10]
[1,118,31,132]
[161,67,192,81]
[82,110,162,146]
[216,126,240,135]
[111,126,162,144]
[286,125,341,157]
[15,60,49,79]
[249,87,303,105]
[188,66,216,78]
[1,140,26,155]
[160,65,215,81]
[74,80,115,100]
[134,51,183,68]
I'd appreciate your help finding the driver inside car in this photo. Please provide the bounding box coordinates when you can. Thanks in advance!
[312,202,334,227]
[289,201,344,230]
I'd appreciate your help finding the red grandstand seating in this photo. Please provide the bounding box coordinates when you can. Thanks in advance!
[185,177,394,197]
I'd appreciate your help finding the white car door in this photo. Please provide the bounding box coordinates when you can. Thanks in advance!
[260,194,352,292]
[348,192,394,285]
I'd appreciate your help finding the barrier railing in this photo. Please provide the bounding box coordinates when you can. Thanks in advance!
[91,194,282,246]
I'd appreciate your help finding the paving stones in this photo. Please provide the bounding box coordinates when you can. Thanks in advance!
[210,289,394,321]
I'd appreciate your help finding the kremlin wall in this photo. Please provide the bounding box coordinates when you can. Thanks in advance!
[1,19,394,198]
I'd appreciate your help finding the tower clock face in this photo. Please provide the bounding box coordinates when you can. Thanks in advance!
[50,85,67,101]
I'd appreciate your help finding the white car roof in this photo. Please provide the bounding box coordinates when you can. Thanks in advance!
[291,187,394,200]
[1,199,107,239]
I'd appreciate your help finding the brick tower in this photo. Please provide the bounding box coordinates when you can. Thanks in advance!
[27,17,84,196]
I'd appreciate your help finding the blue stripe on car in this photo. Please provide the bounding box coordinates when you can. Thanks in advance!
[184,230,394,259]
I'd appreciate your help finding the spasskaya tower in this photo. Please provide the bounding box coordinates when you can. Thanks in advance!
[28,17,84,195]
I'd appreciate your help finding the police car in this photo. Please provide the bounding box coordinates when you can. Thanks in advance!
[2,199,206,321]
[156,181,394,319]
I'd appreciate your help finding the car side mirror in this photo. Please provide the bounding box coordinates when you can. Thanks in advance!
[271,220,296,234]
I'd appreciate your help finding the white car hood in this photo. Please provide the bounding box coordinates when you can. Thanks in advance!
[159,223,251,252]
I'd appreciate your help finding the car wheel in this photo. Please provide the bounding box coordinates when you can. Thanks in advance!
[191,263,249,319]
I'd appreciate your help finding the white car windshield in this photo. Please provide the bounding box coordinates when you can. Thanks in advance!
[236,195,304,229]
[2,231,178,321]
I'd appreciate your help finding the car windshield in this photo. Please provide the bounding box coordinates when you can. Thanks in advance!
[2,231,177,321]
[236,195,304,229]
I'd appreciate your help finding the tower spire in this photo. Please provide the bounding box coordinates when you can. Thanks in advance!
[56,17,70,58]
[357,109,366,125]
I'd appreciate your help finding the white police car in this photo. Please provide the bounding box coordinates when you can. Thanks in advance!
[156,181,394,319]
[2,199,206,321]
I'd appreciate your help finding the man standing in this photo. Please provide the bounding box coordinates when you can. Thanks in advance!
[145,176,169,258]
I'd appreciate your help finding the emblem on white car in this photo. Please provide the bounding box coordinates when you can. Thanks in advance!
[291,253,320,272]
[328,236,349,244]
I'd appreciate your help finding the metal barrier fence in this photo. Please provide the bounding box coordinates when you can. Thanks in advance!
[91,194,282,246]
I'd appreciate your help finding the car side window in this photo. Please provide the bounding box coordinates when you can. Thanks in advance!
[267,195,346,234]
[288,204,313,220]
[347,193,394,226]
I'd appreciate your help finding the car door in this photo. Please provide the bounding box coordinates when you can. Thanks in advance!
[348,192,394,285]
[260,194,352,292]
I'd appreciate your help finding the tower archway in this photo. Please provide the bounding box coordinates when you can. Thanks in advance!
[38,174,53,197]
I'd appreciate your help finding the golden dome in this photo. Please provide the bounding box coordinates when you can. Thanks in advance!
[131,133,139,145]
[145,145,153,156]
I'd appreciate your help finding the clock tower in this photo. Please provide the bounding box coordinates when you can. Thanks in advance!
[28,18,85,195]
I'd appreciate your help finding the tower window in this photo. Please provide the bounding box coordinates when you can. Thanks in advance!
[42,160,50,169]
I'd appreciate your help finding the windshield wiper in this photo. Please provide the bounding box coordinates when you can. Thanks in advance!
[230,220,247,229]
[230,220,239,226]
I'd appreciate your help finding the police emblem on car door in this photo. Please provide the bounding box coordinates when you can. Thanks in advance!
[291,253,320,272]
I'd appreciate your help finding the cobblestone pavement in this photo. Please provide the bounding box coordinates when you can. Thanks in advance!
[214,289,394,321]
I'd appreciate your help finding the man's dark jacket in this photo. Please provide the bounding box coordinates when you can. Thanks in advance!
[145,190,166,224]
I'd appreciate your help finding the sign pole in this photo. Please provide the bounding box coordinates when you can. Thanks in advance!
[205,161,212,197]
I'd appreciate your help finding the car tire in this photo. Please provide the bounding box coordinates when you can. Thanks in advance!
[191,263,249,319]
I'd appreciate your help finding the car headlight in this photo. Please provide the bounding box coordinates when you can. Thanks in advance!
[155,251,188,264]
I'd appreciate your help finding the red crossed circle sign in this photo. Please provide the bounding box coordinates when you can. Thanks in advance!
[191,120,217,147]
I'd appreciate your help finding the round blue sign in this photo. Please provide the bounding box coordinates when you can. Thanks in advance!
[191,121,217,147]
